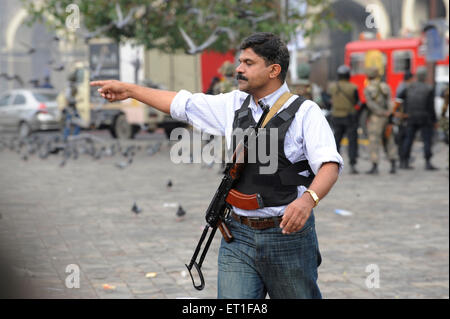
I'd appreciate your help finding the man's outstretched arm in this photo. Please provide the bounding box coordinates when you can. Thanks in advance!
[90,80,177,115]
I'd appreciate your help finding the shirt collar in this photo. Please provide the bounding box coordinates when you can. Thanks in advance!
[248,82,290,112]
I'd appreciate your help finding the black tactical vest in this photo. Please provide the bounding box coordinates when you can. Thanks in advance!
[231,95,315,208]
[405,82,433,120]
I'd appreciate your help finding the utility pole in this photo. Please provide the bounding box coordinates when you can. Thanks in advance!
[426,0,437,86]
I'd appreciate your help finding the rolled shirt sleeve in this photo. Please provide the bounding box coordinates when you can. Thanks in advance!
[170,89,239,136]
[169,89,191,122]
[301,101,344,174]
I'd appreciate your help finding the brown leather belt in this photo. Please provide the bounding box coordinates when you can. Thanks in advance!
[231,211,282,230]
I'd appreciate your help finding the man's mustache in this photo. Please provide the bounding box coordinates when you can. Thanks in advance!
[236,73,248,81]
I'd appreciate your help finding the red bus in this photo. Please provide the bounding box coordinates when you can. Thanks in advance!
[345,37,449,104]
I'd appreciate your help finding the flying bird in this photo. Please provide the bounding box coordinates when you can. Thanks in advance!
[248,12,276,25]
[167,179,173,189]
[11,75,24,86]
[236,9,276,26]
[83,23,114,43]
[186,7,205,25]
[1,73,24,86]
[179,26,235,55]
[82,5,137,43]
[114,3,138,29]
[53,65,65,72]
[19,40,36,55]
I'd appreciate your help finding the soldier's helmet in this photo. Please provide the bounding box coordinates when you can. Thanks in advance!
[297,63,310,85]
[365,67,379,80]
[337,65,351,79]
[219,61,235,77]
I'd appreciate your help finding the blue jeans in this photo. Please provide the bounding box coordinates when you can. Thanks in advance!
[401,122,434,161]
[63,111,81,141]
[218,212,322,299]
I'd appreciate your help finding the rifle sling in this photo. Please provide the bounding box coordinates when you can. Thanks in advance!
[261,91,294,128]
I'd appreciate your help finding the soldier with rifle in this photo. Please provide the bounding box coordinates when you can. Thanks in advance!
[91,32,343,299]
[328,65,361,174]
[364,67,398,175]
[390,70,414,159]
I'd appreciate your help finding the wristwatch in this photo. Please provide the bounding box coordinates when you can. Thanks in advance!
[305,189,319,207]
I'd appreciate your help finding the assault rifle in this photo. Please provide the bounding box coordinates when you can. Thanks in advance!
[384,100,408,139]
[185,101,270,290]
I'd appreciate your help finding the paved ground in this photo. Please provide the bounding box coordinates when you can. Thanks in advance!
[0,129,448,299]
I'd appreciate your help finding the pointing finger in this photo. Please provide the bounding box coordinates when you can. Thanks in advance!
[90,81,103,87]
[90,80,114,87]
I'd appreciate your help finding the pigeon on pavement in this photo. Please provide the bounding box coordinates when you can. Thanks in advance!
[131,201,142,215]
[176,205,186,221]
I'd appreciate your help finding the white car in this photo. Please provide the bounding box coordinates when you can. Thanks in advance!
[0,89,62,137]
[435,80,449,119]
[434,65,449,119]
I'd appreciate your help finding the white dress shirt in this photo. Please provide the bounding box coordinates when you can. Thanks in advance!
[170,82,344,217]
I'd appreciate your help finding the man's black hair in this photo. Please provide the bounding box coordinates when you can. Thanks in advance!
[240,32,290,83]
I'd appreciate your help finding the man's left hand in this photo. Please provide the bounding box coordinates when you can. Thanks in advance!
[280,195,315,235]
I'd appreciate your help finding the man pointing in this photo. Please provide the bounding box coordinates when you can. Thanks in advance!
[91,32,343,299]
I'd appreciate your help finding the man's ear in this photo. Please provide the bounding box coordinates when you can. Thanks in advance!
[269,64,282,79]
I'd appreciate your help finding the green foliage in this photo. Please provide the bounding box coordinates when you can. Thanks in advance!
[21,0,342,54]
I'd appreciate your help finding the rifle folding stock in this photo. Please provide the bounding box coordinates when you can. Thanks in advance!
[185,225,214,291]
[185,219,233,290]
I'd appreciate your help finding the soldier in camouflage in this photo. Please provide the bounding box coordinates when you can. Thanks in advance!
[328,65,360,174]
[296,63,313,100]
[295,63,324,108]
[213,61,238,94]
[440,84,449,144]
[440,85,449,169]
[364,67,398,175]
